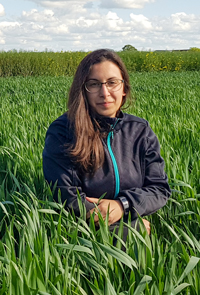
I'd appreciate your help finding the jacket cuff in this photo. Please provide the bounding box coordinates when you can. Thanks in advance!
[118,196,130,216]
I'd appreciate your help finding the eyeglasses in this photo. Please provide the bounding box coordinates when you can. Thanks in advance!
[85,79,124,93]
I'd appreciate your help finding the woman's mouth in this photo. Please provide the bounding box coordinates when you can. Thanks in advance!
[97,102,113,107]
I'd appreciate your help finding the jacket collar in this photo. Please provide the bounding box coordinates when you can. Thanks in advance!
[94,111,124,132]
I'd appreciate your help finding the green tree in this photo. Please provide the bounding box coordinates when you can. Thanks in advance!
[122,44,137,51]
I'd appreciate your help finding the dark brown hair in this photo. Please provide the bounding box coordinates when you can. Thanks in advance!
[67,49,131,173]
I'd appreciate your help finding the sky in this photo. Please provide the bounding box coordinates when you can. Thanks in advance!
[0,0,200,52]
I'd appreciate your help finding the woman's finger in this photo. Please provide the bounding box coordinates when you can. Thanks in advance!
[142,219,151,235]
[86,197,99,203]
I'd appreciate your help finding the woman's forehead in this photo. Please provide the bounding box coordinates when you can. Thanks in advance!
[88,61,122,80]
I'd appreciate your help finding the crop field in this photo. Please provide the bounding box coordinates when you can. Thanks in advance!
[0,70,200,294]
[0,50,200,77]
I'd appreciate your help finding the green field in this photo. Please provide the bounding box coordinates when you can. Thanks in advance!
[0,50,200,77]
[0,71,200,294]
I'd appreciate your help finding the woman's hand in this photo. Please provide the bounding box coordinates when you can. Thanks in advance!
[142,219,151,235]
[86,197,150,234]
[86,197,123,226]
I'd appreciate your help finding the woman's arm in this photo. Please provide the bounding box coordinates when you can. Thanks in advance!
[117,125,171,219]
[43,116,95,216]
[86,124,169,230]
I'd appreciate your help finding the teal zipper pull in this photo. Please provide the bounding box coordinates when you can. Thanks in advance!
[110,118,119,140]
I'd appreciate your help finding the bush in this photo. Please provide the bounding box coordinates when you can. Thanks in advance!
[0,50,200,77]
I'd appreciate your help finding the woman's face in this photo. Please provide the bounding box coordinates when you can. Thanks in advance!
[86,61,126,118]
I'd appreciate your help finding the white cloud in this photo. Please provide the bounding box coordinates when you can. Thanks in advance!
[170,12,195,31]
[31,0,88,3]
[99,0,155,9]
[75,17,98,29]
[22,9,55,22]
[24,0,154,10]
[26,0,89,16]
[0,21,21,29]
[1,2,200,52]
[157,12,200,34]
[0,4,5,16]
[130,14,152,30]
[104,12,124,30]
[45,24,69,34]
[69,11,126,35]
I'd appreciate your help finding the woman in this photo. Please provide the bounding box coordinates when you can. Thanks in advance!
[43,49,171,236]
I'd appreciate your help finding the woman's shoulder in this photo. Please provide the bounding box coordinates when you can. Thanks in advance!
[122,112,149,126]
[121,113,159,148]
[121,112,156,139]
[45,112,73,142]
[49,112,69,127]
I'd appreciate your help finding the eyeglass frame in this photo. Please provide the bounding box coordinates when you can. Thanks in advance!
[84,79,124,93]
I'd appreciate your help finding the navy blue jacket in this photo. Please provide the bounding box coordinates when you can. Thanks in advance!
[43,112,171,219]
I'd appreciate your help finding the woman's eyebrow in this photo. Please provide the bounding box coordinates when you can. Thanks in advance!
[88,77,119,81]
[87,78,99,81]
[107,77,119,80]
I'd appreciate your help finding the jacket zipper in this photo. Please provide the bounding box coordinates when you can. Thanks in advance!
[107,120,120,199]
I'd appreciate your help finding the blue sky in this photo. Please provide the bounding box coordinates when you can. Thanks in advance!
[0,0,200,51]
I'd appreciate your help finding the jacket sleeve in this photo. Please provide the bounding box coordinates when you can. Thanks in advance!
[118,124,171,219]
[42,118,95,216]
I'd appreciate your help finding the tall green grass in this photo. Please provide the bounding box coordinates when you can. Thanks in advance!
[0,72,200,293]
[119,51,200,72]
[1,189,200,295]
[0,50,200,77]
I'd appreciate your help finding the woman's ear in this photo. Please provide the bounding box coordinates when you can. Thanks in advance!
[122,91,126,97]
[122,84,126,97]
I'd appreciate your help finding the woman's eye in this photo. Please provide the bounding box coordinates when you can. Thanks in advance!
[89,81,99,87]
[108,80,117,86]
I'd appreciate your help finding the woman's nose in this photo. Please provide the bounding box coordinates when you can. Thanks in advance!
[100,83,110,96]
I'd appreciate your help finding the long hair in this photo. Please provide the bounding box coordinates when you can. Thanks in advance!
[67,49,131,173]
